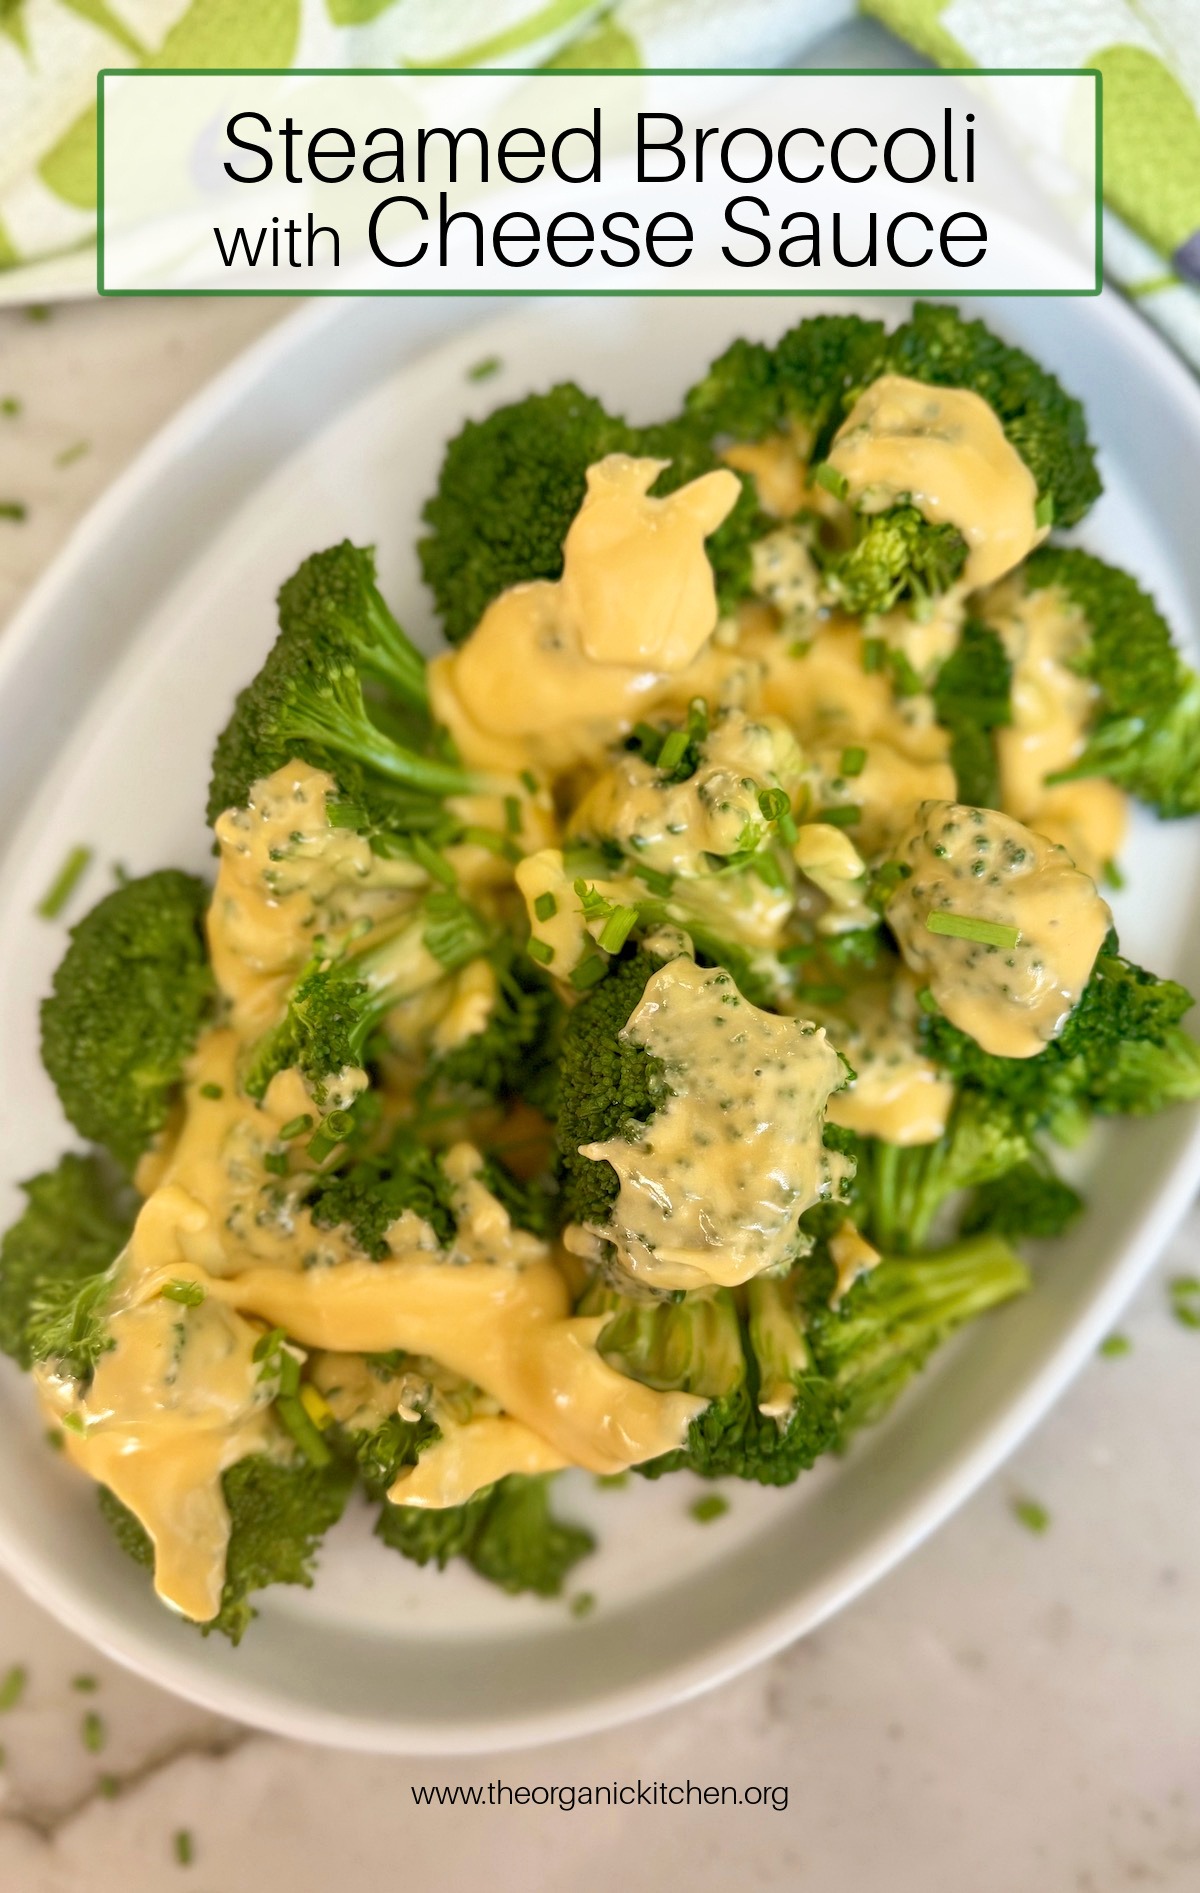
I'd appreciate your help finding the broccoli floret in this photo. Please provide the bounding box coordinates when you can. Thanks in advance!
[418,388,764,647]
[40,871,213,1173]
[98,1451,354,1644]
[375,1474,594,1597]
[419,384,630,647]
[962,1161,1083,1242]
[555,952,664,1230]
[851,1093,1033,1253]
[805,1233,1030,1434]
[243,891,489,1104]
[587,1278,839,1485]
[932,619,1013,807]
[879,303,1101,528]
[309,1129,551,1259]
[1006,546,1200,819]
[921,945,1200,1128]
[207,543,475,827]
[685,314,886,459]
[0,1153,132,1374]
[421,942,564,1118]
[819,504,968,618]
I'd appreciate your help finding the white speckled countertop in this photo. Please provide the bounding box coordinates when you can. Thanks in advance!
[1,296,1199,1893]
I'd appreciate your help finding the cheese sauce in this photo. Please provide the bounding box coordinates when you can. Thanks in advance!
[580,957,852,1290]
[821,975,955,1145]
[887,801,1111,1058]
[827,375,1045,590]
[430,454,741,778]
[982,576,1128,880]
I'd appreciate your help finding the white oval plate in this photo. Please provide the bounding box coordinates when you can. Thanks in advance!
[0,290,1198,1755]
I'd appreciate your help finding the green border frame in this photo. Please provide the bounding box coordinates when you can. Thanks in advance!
[96,66,1103,298]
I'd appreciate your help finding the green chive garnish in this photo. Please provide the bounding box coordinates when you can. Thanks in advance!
[528,937,554,966]
[82,1710,105,1752]
[862,638,884,674]
[812,462,848,501]
[569,1592,596,1619]
[534,892,557,922]
[519,769,538,794]
[467,355,502,381]
[199,1083,223,1100]
[0,1667,26,1711]
[1034,493,1054,528]
[1011,1497,1050,1534]
[1098,1334,1131,1358]
[569,953,610,991]
[690,1494,729,1524]
[71,1674,99,1692]
[597,905,638,955]
[0,501,27,522]
[174,1830,194,1867]
[926,912,1019,950]
[36,844,92,919]
[278,1114,314,1141]
[503,795,522,835]
[815,805,862,829]
[161,1280,205,1307]
[840,746,866,777]
[656,729,689,772]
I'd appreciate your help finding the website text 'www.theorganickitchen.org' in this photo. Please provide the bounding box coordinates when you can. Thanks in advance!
[411,1780,789,1812]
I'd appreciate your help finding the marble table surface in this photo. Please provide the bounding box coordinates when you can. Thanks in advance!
[1,295,1199,1893]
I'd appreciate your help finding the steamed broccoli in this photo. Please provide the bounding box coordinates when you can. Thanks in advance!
[847,1094,1033,1254]
[804,1232,1030,1434]
[420,940,563,1118]
[207,542,476,829]
[818,504,968,619]
[932,618,1013,807]
[685,314,886,458]
[98,1452,354,1644]
[921,944,1200,1129]
[587,1231,1028,1480]
[0,1153,132,1374]
[878,303,1101,529]
[554,951,664,1232]
[374,1473,594,1596]
[40,871,213,1173]
[587,1279,840,1486]
[242,891,489,1105]
[961,1162,1084,1243]
[308,1127,551,1257]
[997,546,1200,819]
[418,385,763,646]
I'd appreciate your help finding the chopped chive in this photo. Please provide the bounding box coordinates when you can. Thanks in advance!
[81,1710,105,1753]
[635,864,674,898]
[812,461,848,501]
[569,953,610,991]
[1102,858,1126,891]
[519,769,538,795]
[1034,493,1054,528]
[533,892,557,922]
[262,1149,290,1177]
[569,1592,596,1619]
[1011,1497,1050,1534]
[278,1114,314,1141]
[595,1472,628,1490]
[276,1394,332,1467]
[161,1280,205,1307]
[527,937,554,966]
[54,439,89,469]
[815,805,862,829]
[597,905,638,955]
[26,305,51,322]
[45,1427,64,1452]
[656,729,689,772]
[98,1774,120,1798]
[840,745,867,777]
[467,354,502,381]
[503,794,522,835]
[198,1082,223,1100]
[0,397,20,417]
[1169,1275,1200,1330]
[862,637,884,674]
[174,1829,194,1867]
[0,501,27,522]
[36,844,92,919]
[62,1412,85,1435]
[690,1494,729,1524]
[0,1666,26,1712]
[325,801,367,829]
[926,911,1019,950]
[779,941,816,965]
[409,835,456,888]
[1098,1333,1131,1358]
[71,1674,99,1692]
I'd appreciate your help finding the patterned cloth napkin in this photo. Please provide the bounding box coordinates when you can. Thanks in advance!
[1,0,1198,368]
